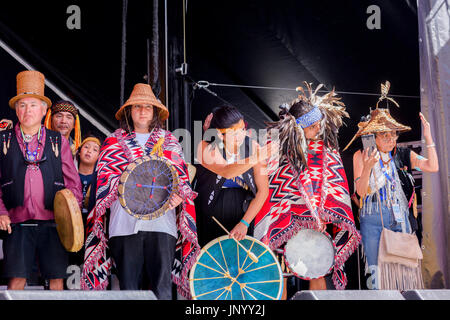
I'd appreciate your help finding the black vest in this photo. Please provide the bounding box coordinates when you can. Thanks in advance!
[0,128,64,211]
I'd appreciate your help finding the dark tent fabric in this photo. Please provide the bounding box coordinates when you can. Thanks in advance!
[186,0,421,146]
[0,1,158,136]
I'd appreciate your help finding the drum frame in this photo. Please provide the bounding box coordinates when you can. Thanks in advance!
[118,155,179,220]
[189,235,284,300]
[54,188,84,252]
[283,229,337,280]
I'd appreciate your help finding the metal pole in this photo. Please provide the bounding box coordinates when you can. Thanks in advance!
[0,38,111,136]
[120,0,128,105]
[164,0,169,129]
[151,0,160,94]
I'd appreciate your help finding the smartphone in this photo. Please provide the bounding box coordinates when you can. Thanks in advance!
[361,134,377,154]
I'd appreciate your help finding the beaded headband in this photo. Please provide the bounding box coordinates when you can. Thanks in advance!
[81,137,102,148]
[295,106,323,129]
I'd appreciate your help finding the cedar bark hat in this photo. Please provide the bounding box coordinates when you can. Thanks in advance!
[9,70,52,109]
[115,83,169,121]
[343,81,411,151]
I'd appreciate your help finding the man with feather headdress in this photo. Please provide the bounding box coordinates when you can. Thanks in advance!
[254,82,361,290]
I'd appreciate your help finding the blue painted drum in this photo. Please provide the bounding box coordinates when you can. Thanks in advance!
[283,229,336,280]
[189,235,284,300]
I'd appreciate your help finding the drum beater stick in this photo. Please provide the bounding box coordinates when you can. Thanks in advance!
[211,216,259,263]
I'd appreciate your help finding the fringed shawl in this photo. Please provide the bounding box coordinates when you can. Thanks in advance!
[81,128,200,298]
[254,140,361,289]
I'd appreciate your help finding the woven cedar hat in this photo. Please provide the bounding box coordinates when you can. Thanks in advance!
[9,70,52,109]
[343,81,411,151]
[115,83,169,121]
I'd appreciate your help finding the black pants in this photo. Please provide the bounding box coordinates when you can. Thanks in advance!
[109,231,176,300]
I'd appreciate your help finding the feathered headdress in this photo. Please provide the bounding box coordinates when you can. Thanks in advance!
[266,81,349,174]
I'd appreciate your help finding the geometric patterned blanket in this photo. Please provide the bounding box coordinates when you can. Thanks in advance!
[81,128,200,298]
[254,140,361,289]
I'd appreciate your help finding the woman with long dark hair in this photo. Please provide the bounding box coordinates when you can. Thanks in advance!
[194,105,274,247]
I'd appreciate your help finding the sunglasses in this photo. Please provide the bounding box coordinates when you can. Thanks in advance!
[376,132,399,141]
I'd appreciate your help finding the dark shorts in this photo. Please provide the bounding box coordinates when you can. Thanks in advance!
[2,220,69,280]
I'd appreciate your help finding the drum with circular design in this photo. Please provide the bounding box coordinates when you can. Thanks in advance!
[118,155,179,220]
[283,229,336,280]
[189,235,284,300]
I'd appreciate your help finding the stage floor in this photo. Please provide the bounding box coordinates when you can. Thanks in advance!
[0,289,449,300]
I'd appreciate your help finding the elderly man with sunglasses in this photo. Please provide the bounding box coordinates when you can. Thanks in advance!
[0,71,82,290]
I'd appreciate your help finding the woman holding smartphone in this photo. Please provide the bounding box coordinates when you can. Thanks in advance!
[346,82,439,290]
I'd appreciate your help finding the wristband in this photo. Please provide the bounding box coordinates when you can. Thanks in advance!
[240,219,250,228]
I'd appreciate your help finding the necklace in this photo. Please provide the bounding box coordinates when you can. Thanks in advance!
[222,143,239,164]
[379,152,396,192]
[224,147,238,157]
[224,143,238,155]
[380,151,391,166]
[224,144,239,162]
[23,133,33,143]
[20,126,43,162]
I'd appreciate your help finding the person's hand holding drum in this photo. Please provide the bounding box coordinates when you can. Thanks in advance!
[0,215,12,234]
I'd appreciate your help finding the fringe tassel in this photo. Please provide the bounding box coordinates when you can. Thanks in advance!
[44,109,52,130]
[74,114,82,150]
[378,261,424,290]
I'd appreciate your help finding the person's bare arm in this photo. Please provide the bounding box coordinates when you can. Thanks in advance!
[410,112,439,173]
[353,148,379,198]
[229,160,269,240]
[196,140,278,179]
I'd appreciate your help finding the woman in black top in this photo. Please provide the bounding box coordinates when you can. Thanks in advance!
[194,105,275,247]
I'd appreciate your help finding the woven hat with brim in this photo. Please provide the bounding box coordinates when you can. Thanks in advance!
[115,83,169,121]
[343,81,411,151]
[9,70,52,109]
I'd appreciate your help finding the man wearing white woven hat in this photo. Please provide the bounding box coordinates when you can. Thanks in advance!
[0,70,82,290]
[81,83,200,299]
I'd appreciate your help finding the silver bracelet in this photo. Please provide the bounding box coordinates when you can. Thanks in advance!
[426,143,435,148]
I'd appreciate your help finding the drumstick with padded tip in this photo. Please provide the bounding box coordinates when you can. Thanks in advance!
[211,216,259,264]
